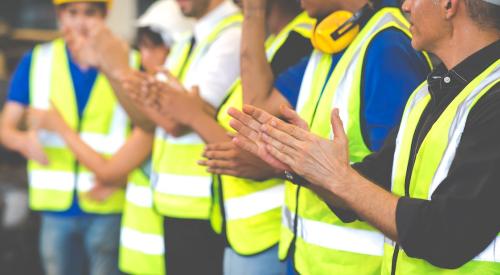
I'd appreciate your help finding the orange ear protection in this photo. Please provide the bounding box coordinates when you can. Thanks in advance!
[311,4,376,54]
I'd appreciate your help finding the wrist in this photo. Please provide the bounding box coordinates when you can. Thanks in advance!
[186,108,207,127]
[325,165,357,199]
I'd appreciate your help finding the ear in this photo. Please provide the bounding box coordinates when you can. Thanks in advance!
[443,0,459,20]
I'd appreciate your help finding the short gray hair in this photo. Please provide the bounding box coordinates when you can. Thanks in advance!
[465,0,500,31]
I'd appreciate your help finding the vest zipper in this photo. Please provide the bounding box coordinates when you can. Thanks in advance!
[391,244,400,275]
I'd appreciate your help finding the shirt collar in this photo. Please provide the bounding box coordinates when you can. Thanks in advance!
[193,0,239,43]
[427,39,500,99]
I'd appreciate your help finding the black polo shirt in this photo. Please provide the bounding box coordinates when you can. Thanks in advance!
[349,40,500,269]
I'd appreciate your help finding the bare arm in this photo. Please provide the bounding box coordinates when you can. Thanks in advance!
[106,70,157,133]
[65,22,156,133]
[57,123,153,186]
[30,107,153,186]
[0,102,48,164]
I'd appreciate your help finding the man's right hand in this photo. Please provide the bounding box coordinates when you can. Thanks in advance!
[64,20,130,80]
[20,131,49,166]
[200,141,281,181]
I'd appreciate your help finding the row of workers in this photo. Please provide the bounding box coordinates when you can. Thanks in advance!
[0,0,499,274]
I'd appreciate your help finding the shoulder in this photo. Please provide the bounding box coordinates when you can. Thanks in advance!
[468,82,500,127]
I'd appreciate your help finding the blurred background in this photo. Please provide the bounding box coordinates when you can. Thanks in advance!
[0,1,154,273]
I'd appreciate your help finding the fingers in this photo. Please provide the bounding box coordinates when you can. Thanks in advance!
[265,144,294,168]
[203,148,236,161]
[261,132,299,159]
[280,105,309,130]
[229,119,260,142]
[232,135,259,155]
[204,142,234,153]
[261,121,304,150]
[198,159,235,170]
[263,116,309,142]
[242,105,274,124]
[228,107,263,133]
[330,108,347,143]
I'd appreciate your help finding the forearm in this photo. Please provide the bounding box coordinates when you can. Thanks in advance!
[108,73,156,133]
[241,6,275,107]
[325,168,399,241]
[0,125,28,153]
[189,112,231,144]
[140,105,191,137]
[57,125,126,185]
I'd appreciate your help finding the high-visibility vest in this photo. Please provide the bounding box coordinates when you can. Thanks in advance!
[279,8,431,274]
[152,13,243,219]
[384,60,500,274]
[27,38,141,213]
[119,169,166,275]
[212,13,314,255]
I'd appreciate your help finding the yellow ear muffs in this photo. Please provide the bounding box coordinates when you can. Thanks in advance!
[311,10,360,54]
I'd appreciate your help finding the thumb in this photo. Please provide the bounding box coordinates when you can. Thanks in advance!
[190,86,200,97]
[280,104,308,130]
[330,108,346,142]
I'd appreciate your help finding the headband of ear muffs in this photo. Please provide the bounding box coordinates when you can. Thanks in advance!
[311,4,375,54]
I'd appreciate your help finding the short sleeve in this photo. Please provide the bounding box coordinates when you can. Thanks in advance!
[7,51,33,106]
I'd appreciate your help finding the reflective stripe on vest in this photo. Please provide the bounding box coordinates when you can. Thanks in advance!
[152,13,243,219]
[283,207,384,256]
[28,39,140,213]
[386,60,500,274]
[280,8,426,275]
[211,12,314,255]
[119,171,165,275]
[224,185,285,220]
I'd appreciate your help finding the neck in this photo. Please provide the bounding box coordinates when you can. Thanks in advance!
[197,0,224,19]
[433,23,500,70]
[268,6,298,35]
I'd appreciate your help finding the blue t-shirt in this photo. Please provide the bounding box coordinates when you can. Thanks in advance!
[275,29,430,152]
[8,47,99,216]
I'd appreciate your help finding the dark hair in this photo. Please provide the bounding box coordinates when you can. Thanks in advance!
[465,0,500,31]
[136,27,165,47]
[59,2,107,15]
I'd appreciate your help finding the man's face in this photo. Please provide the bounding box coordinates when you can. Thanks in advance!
[57,3,106,35]
[175,0,211,18]
[402,0,446,51]
[300,0,340,19]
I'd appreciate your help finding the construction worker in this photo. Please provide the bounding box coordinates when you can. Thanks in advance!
[204,0,432,274]
[0,1,138,275]
[230,0,500,274]
[26,2,194,275]
[129,0,313,274]
[65,0,243,273]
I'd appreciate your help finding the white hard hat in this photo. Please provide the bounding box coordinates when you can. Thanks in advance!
[137,0,195,47]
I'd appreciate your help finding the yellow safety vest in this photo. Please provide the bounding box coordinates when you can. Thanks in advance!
[212,12,314,255]
[28,38,141,214]
[279,8,431,274]
[152,14,243,219]
[384,60,500,274]
[119,168,166,275]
